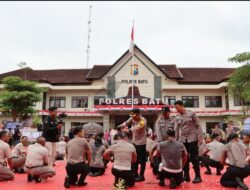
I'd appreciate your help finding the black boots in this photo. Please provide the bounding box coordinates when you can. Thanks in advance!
[64,177,70,188]
[27,174,33,182]
[235,177,249,190]
[192,176,202,183]
[77,175,87,186]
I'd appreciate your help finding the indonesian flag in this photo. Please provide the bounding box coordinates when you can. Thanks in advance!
[129,23,134,54]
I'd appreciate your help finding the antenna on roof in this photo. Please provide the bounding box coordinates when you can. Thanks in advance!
[86,5,92,69]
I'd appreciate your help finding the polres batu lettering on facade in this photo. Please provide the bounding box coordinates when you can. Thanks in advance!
[120,79,148,84]
[98,98,169,105]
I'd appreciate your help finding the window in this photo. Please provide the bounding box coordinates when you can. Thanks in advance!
[206,122,219,134]
[49,97,65,108]
[163,96,176,106]
[205,96,222,107]
[182,96,199,107]
[234,95,250,106]
[71,96,88,108]
[94,96,106,105]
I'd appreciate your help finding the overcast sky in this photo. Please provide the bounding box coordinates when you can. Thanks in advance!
[0,1,250,74]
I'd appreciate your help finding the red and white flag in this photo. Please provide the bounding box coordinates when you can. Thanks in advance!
[129,23,134,54]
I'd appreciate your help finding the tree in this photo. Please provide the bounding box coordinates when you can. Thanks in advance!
[227,52,250,115]
[0,76,45,121]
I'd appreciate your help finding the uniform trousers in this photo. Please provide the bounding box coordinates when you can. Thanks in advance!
[25,166,56,179]
[12,156,26,169]
[0,164,14,181]
[66,162,89,184]
[183,140,200,177]
[220,165,250,188]
[89,167,105,176]
[132,144,146,177]
[201,156,224,172]
[45,142,57,166]
[111,168,135,187]
[159,169,183,185]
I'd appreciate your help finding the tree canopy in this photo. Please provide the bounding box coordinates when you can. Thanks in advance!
[228,52,250,63]
[0,76,45,121]
[227,52,250,114]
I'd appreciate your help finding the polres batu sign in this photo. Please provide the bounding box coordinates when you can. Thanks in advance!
[97,97,168,105]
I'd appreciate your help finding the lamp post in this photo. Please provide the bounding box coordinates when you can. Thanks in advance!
[18,62,27,80]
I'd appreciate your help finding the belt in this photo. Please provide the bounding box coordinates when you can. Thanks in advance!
[25,165,44,169]
[0,162,7,167]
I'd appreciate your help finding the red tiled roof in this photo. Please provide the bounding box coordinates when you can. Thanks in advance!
[0,68,48,82]
[0,45,235,85]
[36,69,92,84]
[85,65,111,80]
[159,65,183,79]
[178,68,235,84]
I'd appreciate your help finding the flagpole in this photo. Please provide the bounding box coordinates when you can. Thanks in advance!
[131,20,134,109]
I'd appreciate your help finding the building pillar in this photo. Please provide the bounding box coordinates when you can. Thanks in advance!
[103,112,110,131]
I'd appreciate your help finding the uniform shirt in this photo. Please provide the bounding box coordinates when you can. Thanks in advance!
[56,141,67,154]
[155,116,175,142]
[108,140,136,170]
[0,139,12,163]
[67,136,90,164]
[123,116,147,145]
[222,141,249,168]
[89,140,105,168]
[158,139,187,170]
[42,115,60,142]
[25,143,48,167]
[12,142,26,158]
[175,109,203,143]
[205,140,224,161]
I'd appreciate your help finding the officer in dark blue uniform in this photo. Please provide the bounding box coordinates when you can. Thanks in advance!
[42,106,62,166]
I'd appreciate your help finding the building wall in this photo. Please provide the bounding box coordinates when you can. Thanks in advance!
[162,88,227,111]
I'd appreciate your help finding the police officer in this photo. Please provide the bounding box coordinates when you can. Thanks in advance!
[151,106,175,176]
[121,108,147,182]
[24,136,56,183]
[42,106,62,166]
[155,106,175,142]
[174,100,203,183]
[103,132,137,188]
[12,136,29,173]
[156,128,188,188]
[0,131,14,181]
[220,133,250,190]
[64,126,91,188]
[201,134,224,175]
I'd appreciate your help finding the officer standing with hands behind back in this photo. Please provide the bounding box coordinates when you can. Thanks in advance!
[42,106,62,167]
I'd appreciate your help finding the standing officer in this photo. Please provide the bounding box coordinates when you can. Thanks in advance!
[174,100,203,183]
[12,136,29,173]
[42,106,62,166]
[121,108,147,182]
[24,136,56,183]
[0,131,14,181]
[155,106,175,142]
[64,126,91,188]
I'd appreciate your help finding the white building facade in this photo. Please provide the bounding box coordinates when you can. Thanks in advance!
[0,45,246,135]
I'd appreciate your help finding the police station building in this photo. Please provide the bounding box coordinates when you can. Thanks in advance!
[0,45,245,134]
